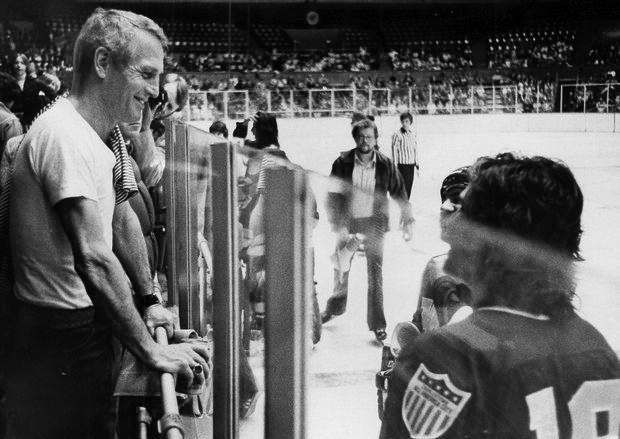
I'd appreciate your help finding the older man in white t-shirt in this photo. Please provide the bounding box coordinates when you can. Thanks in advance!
[5,9,208,438]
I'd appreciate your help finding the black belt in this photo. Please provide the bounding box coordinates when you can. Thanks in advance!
[17,300,98,330]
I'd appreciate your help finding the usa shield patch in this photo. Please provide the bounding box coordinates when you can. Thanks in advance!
[401,363,471,438]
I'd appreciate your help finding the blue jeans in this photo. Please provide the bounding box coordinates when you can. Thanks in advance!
[325,218,386,331]
[5,302,115,439]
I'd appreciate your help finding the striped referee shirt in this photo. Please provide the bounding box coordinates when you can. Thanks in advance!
[256,146,284,192]
[391,127,418,165]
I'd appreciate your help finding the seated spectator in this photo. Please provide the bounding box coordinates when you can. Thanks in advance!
[1,77,58,190]
[0,72,22,155]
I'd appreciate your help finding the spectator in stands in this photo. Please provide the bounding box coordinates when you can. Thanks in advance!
[1,77,61,191]
[9,53,32,118]
[0,73,22,155]
[10,54,29,91]
[159,72,189,121]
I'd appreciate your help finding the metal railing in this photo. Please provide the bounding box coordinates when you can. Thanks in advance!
[188,84,558,120]
[559,83,620,113]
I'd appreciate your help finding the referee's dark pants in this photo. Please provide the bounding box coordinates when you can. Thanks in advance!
[397,163,415,200]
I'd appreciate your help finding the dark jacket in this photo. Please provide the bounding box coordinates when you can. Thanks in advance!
[326,148,413,232]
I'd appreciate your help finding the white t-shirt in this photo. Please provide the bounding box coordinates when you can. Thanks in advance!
[10,98,116,309]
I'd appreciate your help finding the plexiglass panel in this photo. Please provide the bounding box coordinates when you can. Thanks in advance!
[167,115,620,439]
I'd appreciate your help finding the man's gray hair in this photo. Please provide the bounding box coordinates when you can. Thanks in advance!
[73,8,168,89]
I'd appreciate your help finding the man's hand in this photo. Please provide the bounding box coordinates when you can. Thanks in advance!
[336,227,350,246]
[150,342,210,387]
[144,304,175,338]
[142,102,160,133]
[402,221,413,242]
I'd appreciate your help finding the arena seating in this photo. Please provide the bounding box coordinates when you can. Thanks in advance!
[252,24,293,50]
[487,26,575,68]
[160,19,247,52]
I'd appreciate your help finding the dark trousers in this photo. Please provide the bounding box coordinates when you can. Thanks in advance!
[325,218,386,331]
[5,302,115,439]
[397,164,415,200]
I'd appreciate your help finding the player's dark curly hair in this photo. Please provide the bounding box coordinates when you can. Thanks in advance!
[252,112,279,148]
[464,153,583,259]
[460,152,583,318]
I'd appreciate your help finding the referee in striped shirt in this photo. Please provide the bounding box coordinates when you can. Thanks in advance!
[391,112,418,199]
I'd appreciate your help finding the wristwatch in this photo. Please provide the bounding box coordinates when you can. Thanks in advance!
[139,294,161,313]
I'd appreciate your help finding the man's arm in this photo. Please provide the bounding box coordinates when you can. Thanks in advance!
[0,118,23,156]
[131,129,165,188]
[113,200,175,335]
[391,131,401,164]
[55,197,208,380]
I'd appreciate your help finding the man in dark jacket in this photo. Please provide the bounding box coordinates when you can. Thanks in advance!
[321,118,413,342]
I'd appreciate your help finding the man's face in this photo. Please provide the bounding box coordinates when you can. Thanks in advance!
[161,81,180,115]
[442,188,474,283]
[401,118,412,130]
[103,30,164,126]
[118,120,141,140]
[355,127,376,154]
[13,57,26,75]
[439,189,464,242]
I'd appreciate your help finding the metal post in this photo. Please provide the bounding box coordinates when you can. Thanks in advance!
[245,90,250,119]
[331,89,335,118]
[367,86,372,115]
[408,87,412,113]
[583,85,587,113]
[308,90,313,117]
[211,142,241,439]
[267,91,272,113]
[492,84,496,113]
[560,85,564,113]
[165,122,199,329]
[470,86,474,114]
[606,84,611,113]
[449,84,454,114]
[387,89,391,114]
[428,84,432,113]
[264,167,311,439]
[290,89,294,117]
[224,91,229,121]
[536,84,540,113]
[164,119,178,307]
[155,327,184,439]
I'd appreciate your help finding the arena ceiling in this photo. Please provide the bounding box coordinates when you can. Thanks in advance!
[79,0,559,3]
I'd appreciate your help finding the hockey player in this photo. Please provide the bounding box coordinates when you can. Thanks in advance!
[380,153,620,439]
[411,167,472,332]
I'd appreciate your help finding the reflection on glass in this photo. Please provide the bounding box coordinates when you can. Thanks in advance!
[168,113,620,439]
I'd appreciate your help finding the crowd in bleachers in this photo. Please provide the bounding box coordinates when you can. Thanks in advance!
[588,42,620,66]
[0,21,73,76]
[487,27,575,68]
[387,42,473,71]
[3,13,620,119]
[173,47,378,73]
